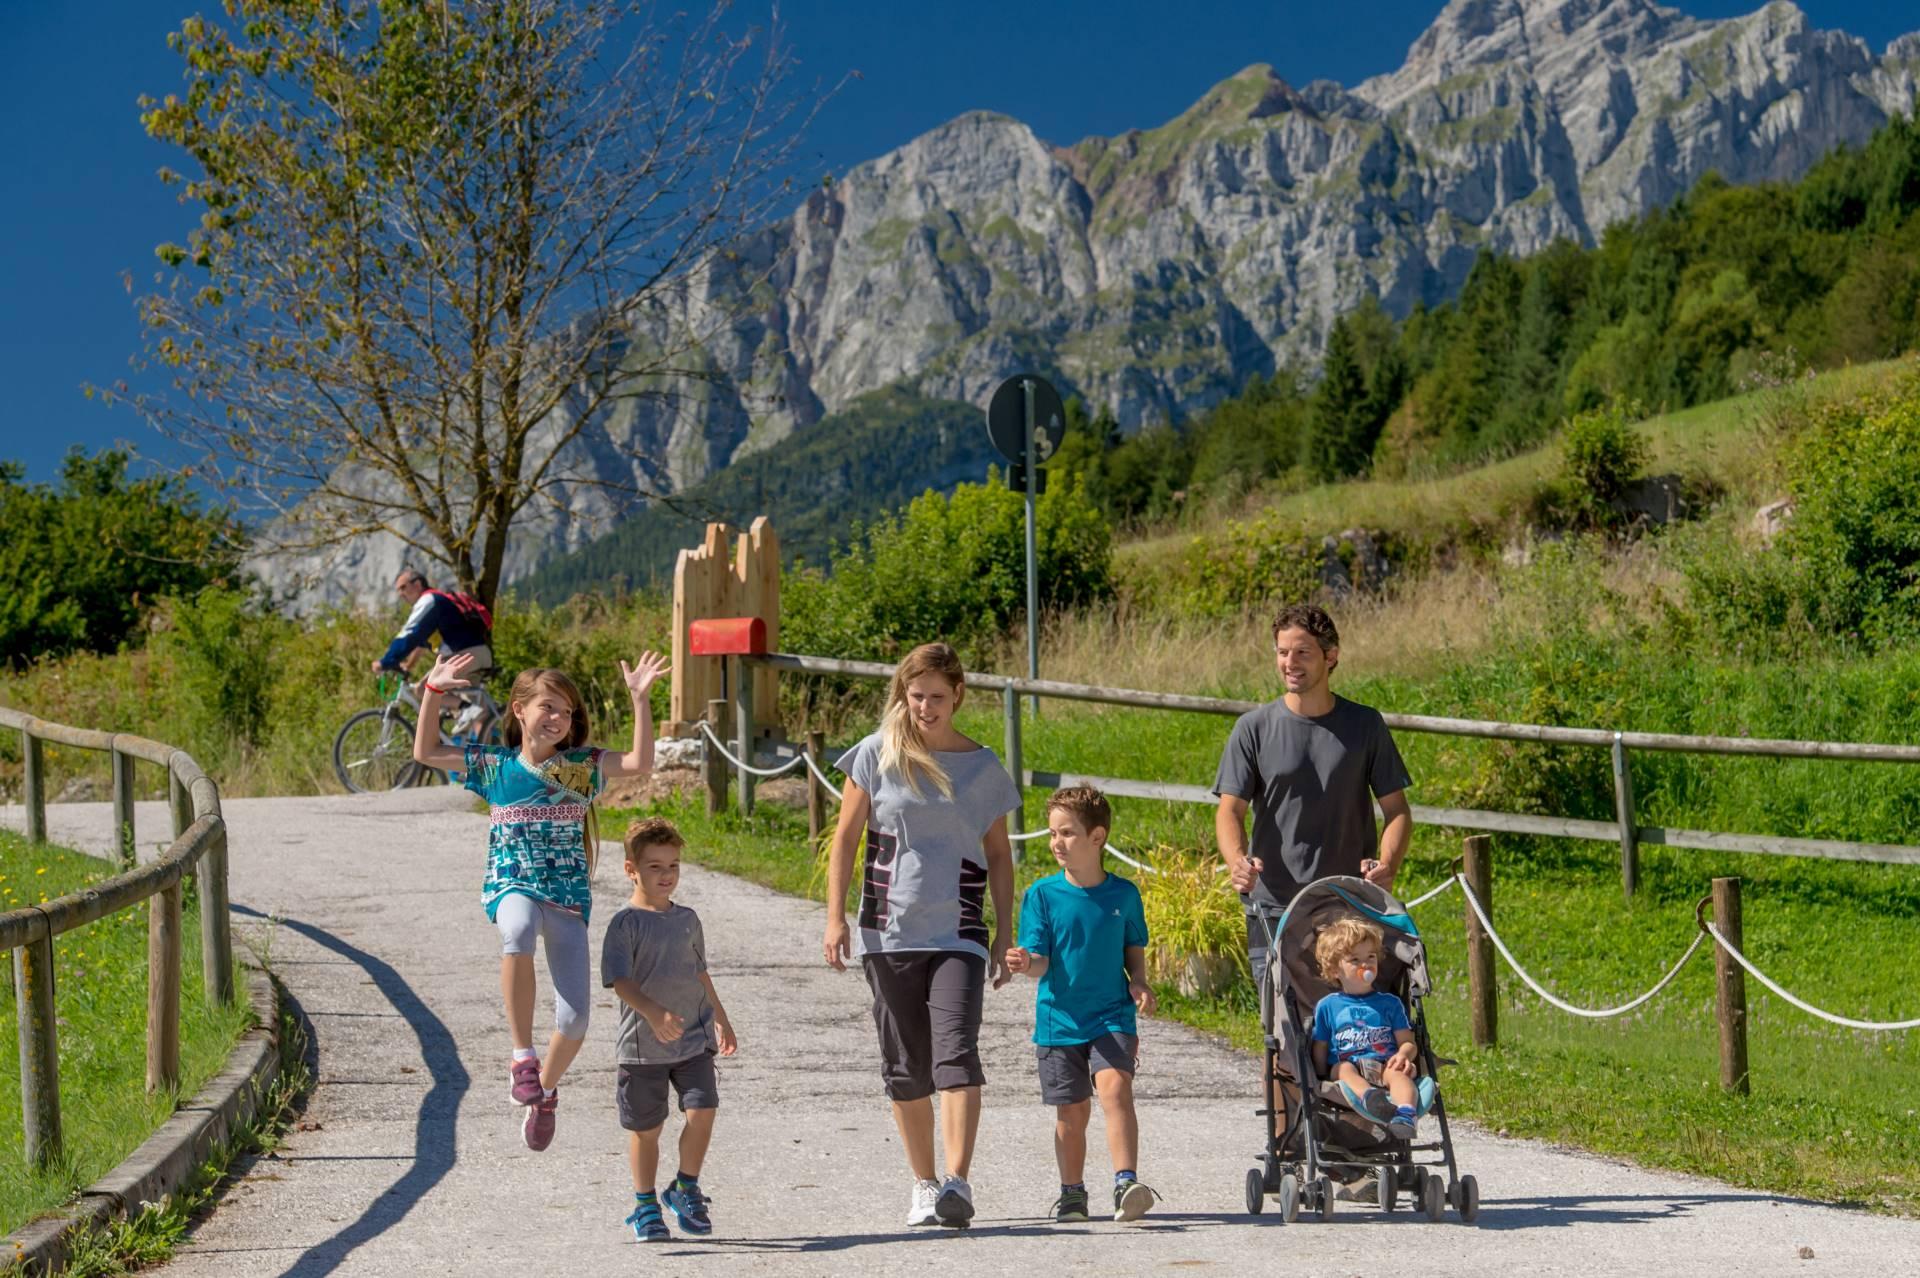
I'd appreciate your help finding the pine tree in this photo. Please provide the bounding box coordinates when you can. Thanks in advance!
[1310,317,1374,479]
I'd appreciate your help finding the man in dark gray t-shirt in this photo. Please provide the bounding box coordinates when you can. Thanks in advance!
[1213,604,1413,974]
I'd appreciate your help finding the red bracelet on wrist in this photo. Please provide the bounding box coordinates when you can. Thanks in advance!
[424,681,447,695]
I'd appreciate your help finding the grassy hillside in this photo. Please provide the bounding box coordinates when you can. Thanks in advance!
[522,387,996,604]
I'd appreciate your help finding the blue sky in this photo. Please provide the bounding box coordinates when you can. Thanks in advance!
[2,0,1910,483]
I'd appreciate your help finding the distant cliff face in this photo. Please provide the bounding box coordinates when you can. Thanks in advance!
[256,0,1919,609]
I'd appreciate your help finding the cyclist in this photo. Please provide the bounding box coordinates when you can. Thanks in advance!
[371,567,497,734]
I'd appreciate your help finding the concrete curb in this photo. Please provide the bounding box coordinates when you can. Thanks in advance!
[3,965,282,1277]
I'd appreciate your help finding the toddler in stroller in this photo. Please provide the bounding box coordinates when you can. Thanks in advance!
[1243,875,1480,1224]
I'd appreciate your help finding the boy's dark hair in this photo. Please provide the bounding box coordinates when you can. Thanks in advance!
[623,817,685,861]
[1045,786,1112,838]
[1272,603,1339,653]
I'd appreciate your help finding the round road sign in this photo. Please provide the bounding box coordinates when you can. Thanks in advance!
[986,374,1066,465]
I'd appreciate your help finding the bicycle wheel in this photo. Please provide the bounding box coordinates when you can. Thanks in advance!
[333,706,419,793]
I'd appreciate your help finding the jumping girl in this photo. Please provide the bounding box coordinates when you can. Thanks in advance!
[414,649,670,1151]
[822,642,1021,1229]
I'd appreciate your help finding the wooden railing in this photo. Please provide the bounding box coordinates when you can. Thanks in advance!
[736,653,1920,890]
[0,707,235,1169]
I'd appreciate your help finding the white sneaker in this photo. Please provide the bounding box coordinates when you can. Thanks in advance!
[934,1175,974,1228]
[907,1178,941,1227]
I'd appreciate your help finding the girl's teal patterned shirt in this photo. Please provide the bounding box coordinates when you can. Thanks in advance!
[463,744,603,924]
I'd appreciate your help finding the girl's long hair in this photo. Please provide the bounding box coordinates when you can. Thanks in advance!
[505,667,600,879]
[879,643,966,799]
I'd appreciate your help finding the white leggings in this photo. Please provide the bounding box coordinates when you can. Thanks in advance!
[494,894,591,1041]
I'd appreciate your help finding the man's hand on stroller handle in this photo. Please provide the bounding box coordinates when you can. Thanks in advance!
[1227,855,1263,893]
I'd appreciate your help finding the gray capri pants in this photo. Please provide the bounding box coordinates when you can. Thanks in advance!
[494,893,591,1041]
[861,951,987,1101]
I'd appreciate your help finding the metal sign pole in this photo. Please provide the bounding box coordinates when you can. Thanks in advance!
[1022,377,1040,717]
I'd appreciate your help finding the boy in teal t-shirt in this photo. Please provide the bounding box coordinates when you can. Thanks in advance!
[1006,787,1157,1224]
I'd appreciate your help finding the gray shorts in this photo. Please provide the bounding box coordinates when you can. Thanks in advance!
[1036,1032,1138,1106]
[861,951,986,1101]
[617,1053,718,1132]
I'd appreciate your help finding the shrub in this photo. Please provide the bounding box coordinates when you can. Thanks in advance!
[1680,367,1920,651]
[781,472,1113,667]
[1553,402,1650,527]
[155,586,278,764]
[1171,508,1322,619]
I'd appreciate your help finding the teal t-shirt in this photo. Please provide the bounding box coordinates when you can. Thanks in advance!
[1017,870,1148,1046]
[462,744,604,924]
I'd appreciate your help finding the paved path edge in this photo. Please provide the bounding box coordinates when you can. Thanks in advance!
[4,965,282,1277]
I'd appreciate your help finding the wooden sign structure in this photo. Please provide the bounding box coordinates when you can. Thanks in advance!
[666,517,781,742]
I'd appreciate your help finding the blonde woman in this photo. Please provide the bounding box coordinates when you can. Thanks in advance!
[822,643,1020,1229]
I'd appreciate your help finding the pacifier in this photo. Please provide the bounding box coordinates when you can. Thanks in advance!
[1359,966,1377,987]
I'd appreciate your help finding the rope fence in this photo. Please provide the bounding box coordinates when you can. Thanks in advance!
[688,724,1915,1056]
[692,721,1167,874]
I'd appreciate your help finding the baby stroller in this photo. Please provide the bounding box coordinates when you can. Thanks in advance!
[1243,875,1480,1223]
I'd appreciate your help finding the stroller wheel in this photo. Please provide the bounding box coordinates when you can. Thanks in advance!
[1315,1177,1335,1222]
[1277,1173,1301,1224]
[1245,1167,1265,1216]
[1454,1173,1481,1223]
[1421,1173,1447,1222]
[1376,1166,1398,1212]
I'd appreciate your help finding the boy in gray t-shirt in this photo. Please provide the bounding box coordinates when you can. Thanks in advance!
[601,818,737,1242]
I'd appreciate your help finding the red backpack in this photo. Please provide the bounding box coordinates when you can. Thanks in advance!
[428,588,493,633]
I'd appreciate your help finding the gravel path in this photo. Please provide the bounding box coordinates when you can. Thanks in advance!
[8,790,1914,1277]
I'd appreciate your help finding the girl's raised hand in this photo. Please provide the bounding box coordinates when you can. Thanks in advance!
[425,650,475,692]
[620,651,671,699]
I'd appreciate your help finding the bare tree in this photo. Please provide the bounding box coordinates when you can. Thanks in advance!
[126,0,827,606]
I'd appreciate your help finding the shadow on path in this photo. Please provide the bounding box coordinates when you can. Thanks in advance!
[231,904,469,1278]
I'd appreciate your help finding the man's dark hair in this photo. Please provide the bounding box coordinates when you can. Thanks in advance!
[395,567,429,589]
[1272,603,1339,653]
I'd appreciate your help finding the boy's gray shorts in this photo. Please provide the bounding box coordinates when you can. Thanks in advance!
[1036,1032,1138,1106]
[617,1053,718,1132]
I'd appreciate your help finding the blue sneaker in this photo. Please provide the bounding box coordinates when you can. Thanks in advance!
[664,1179,713,1235]
[625,1198,669,1242]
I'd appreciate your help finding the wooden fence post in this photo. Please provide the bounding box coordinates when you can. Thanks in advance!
[1463,834,1497,1049]
[14,926,62,1167]
[1612,732,1638,900]
[1713,876,1750,1095]
[201,820,234,1004]
[112,746,136,869]
[704,699,730,817]
[733,657,756,817]
[806,730,828,847]
[22,729,46,845]
[148,879,183,1093]
[1002,684,1024,845]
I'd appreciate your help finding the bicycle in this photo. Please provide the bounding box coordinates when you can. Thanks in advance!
[333,671,504,793]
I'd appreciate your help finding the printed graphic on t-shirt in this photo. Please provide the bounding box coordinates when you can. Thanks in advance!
[958,858,988,948]
[859,826,898,930]
[1331,1020,1398,1061]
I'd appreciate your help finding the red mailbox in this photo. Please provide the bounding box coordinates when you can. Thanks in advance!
[689,616,767,656]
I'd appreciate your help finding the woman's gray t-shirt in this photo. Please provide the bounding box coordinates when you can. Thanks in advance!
[842,731,1022,960]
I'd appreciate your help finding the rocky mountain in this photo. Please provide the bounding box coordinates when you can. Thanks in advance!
[258,0,1919,609]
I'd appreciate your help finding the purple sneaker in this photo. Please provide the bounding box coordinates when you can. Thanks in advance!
[523,1088,559,1151]
[509,1057,543,1106]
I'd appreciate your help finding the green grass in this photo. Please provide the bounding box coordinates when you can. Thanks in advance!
[607,702,1920,1215]
[0,831,255,1235]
